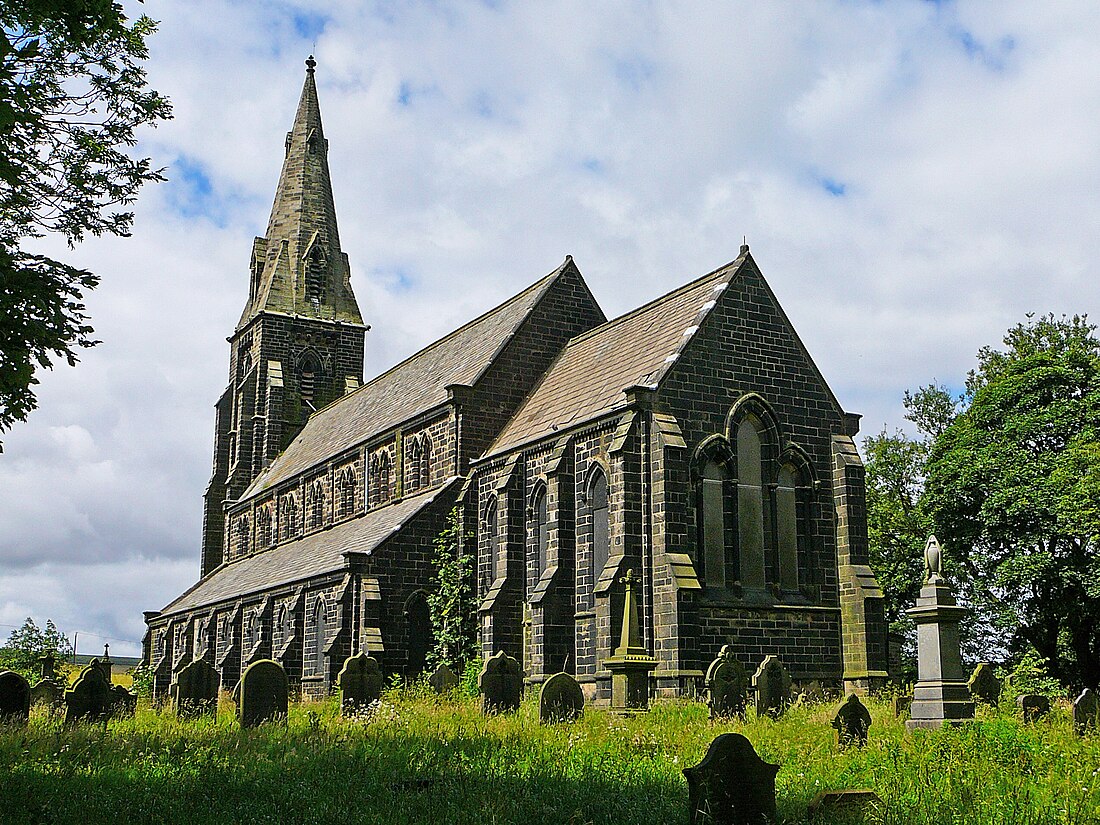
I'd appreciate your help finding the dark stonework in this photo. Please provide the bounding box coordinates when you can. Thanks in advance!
[706,645,749,719]
[752,656,791,719]
[832,694,872,748]
[1073,688,1098,734]
[807,790,883,818]
[967,663,1002,706]
[171,658,220,718]
[479,651,523,714]
[337,652,382,713]
[239,659,288,727]
[64,659,113,725]
[428,663,459,694]
[1017,694,1051,723]
[0,671,31,724]
[110,685,137,719]
[30,678,62,708]
[894,695,912,719]
[539,672,584,723]
[683,733,779,825]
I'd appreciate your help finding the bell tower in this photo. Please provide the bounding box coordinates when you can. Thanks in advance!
[200,56,366,575]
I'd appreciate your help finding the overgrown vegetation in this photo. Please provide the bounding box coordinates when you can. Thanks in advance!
[426,507,478,673]
[0,690,1096,824]
[0,616,72,682]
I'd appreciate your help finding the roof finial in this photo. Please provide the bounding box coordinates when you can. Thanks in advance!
[305,54,317,74]
[740,235,749,255]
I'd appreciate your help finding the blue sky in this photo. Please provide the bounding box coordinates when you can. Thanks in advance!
[0,0,1098,656]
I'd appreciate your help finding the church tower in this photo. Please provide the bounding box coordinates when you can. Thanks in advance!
[201,57,366,575]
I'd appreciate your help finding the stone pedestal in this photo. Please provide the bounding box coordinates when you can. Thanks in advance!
[906,541,974,730]
[603,570,657,712]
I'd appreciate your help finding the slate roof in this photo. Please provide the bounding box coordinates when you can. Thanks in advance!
[161,481,458,615]
[244,262,571,497]
[485,253,750,458]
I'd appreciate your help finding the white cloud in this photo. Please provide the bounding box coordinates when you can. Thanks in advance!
[1,0,1097,652]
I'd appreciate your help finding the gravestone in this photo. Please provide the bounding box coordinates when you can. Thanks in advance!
[807,790,883,819]
[603,570,658,711]
[706,645,749,719]
[37,653,57,682]
[30,678,62,708]
[337,652,383,714]
[907,536,975,729]
[478,651,523,714]
[1017,694,1051,723]
[752,655,792,719]
[171,658,220,718]
[967,663,1002,706]
[428,662,459,694]
[831,694,872,748]
[539,672,584,723]
[64,659,114,724]
[1073,688,1099,734]
[110,685,137,718]
[239,659,288,728]
[683,733,779,825]
[0,670,31,724]
[894,695,912,719]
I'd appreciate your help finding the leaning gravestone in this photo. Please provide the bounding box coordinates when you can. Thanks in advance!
[427,663,459,694]
[539,672,584,723]
[967,663,1002,706]
[683,733,779,825]
[478,651,523,714]
[172,658,220,718]
[239,659,288,728]
[337,652,383,714]
[1017,694,1051,723]
[831,694,872,748]
[706,645,749,719]
[752,656,792,719]
[1073,688,1099,735]
[64,659,114,724]
[0,670,31,724]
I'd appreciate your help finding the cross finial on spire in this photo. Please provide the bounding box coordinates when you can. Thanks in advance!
[305,54,317,74]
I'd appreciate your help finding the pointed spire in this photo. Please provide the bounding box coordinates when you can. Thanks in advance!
[239,56,363,329]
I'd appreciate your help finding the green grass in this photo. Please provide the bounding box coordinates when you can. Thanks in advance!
[1,690,1097,824]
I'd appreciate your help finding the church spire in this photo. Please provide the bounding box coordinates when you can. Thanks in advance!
[239,56,363,329]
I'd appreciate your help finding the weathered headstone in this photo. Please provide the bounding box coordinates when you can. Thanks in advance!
[30,678,63,708]
[539,672,584,723]
[427,662,459,694]
[239,659,288,727]
[64,659,114,724]
[1017,694,1051,723]
[37,653,57,682]
[337,652,383,714]
[478,651,523,714]
[894,695,912,719]
[752,655,792,719]
[1073,688,1099,734]
[171,658,220,718]
[967,663,1002,706]
[807,790,883,819]
[603,570,658,711]
[706,645,749,719]
[906,536,975,729]
[110,685,137,719]
[683,733,779,825]
[831,694,872,748]
[0,670,31,724]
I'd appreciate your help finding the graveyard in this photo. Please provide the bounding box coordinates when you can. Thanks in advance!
[1,660,1098,825]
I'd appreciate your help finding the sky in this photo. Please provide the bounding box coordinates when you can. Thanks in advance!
[1,1,1098,658]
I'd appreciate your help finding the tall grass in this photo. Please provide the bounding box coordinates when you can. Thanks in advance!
[0,689,1096,824]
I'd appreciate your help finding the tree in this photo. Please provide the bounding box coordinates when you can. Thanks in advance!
[924,314,1100,689]
[0,0,171,447]
[0,616,73,681]
[426,508,478,673]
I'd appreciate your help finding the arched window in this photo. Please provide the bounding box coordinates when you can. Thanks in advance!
[305,245,325,304]
[257,505,273,548]
[307,479,325,530]
[312,597,326,674]
[531,484,549,576]
[418,437,432,489]
[236,515,251,558]
[736,417,766,590]
[485,497,500,586]
[371,451,391,507]
[776,464,801,592]
[406,438,423,493]
[587,468,610,582]
[280,493,300,541]
[279,603,293,642]
[299,351,321,413]
[336,466,356,517]
[700,458,728,588]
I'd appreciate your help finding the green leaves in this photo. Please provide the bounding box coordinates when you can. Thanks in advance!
[426,508,478,673]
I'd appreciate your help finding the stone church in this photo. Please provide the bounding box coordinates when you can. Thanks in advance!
[144,59,887,700]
